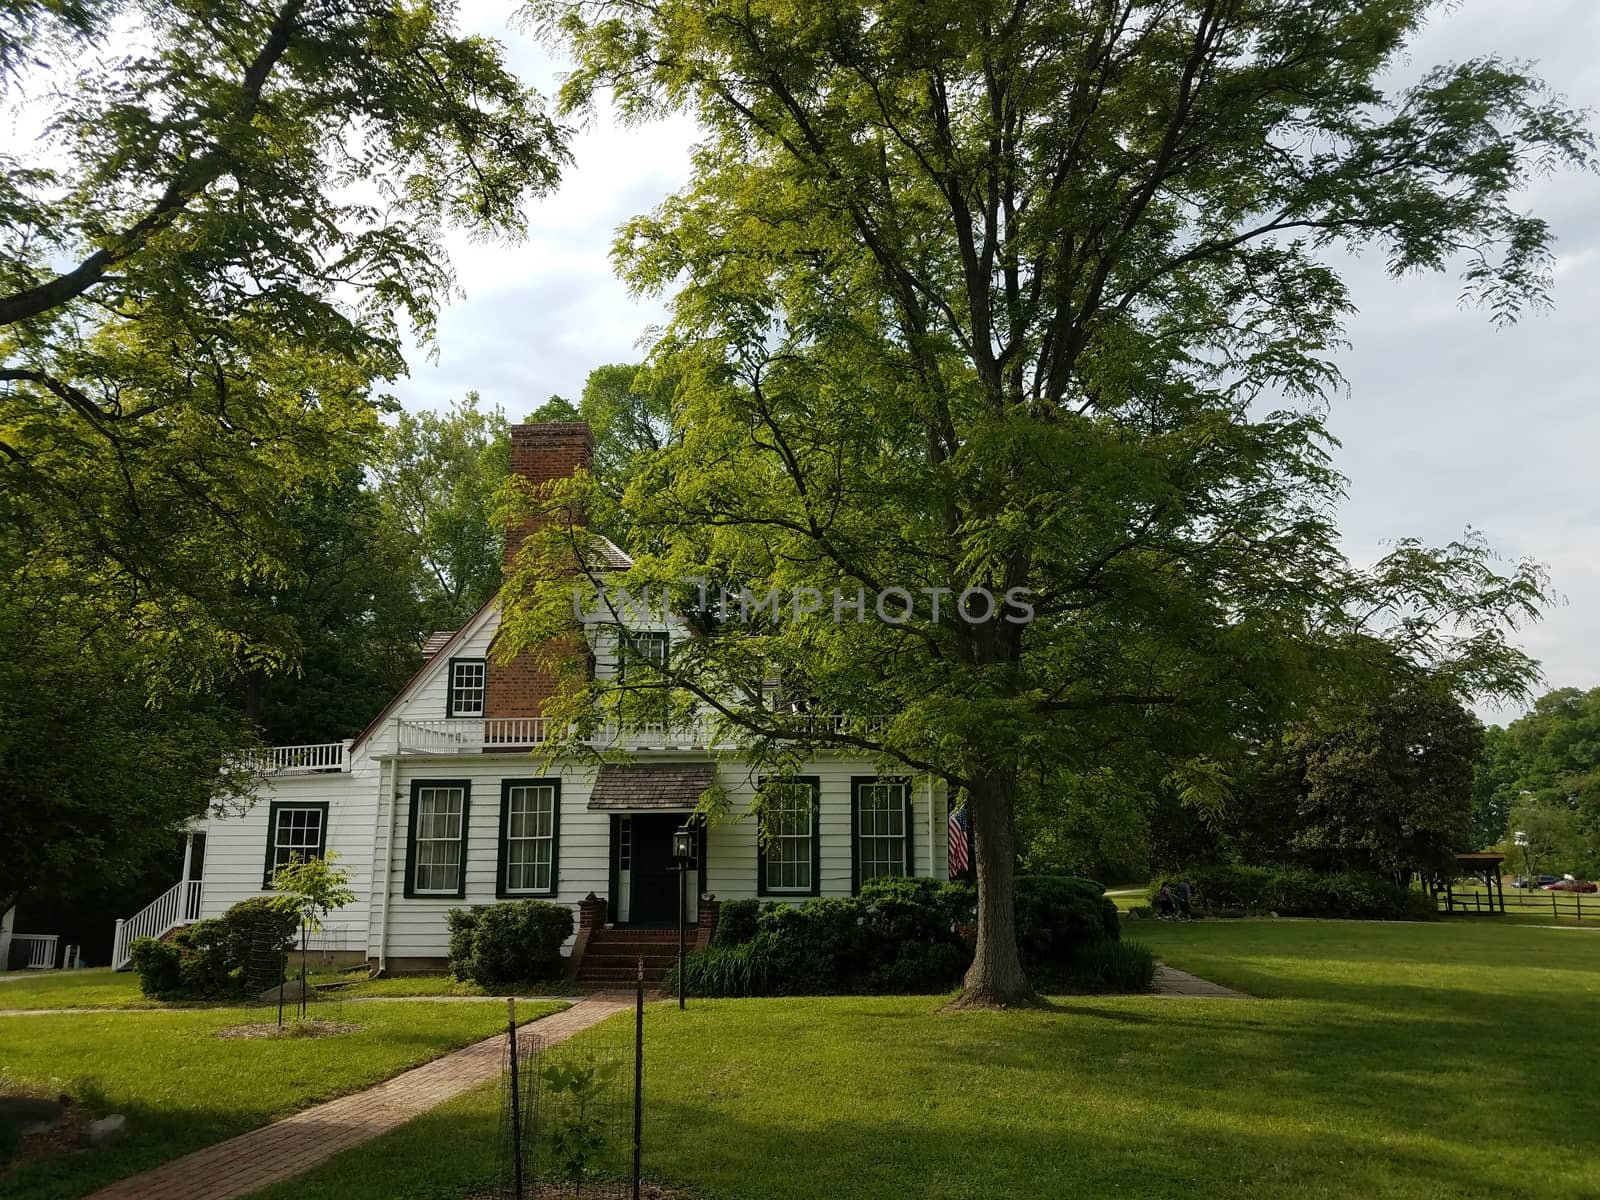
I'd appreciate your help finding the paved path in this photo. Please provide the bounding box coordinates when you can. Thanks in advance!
[1151,964,1249,998]
[82,993,634,1200]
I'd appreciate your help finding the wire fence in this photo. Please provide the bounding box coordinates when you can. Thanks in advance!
[239,927,349,1028]
[490,976,647,1200]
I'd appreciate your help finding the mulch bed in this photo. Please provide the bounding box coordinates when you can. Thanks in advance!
[216,1020,363,1040]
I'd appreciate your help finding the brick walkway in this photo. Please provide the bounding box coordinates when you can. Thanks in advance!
[1151,964,1249,998]
[84,993,634,1200]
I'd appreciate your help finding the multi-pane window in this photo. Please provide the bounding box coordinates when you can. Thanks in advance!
[265,805,325,885]
[855,780,910,883]
[448,659,486,717]
[412,785,467,894]
[618,632,669,680]
[502,783,557,894]
[761,779,817,894]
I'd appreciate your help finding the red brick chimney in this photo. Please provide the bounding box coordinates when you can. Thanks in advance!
[501,422,595,573]
[489,422,595,719]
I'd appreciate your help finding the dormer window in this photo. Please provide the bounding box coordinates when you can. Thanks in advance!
[447,657,486,717]
[618,632,669,681]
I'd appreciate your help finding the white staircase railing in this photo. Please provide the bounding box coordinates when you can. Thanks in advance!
[112,880,204,970]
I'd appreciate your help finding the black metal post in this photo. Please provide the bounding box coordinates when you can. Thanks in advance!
[677,863,686,1011]
[299,921,308,1020]
[507,997,524,1200]
[632,956,644,1200]
[277,947,287,1028]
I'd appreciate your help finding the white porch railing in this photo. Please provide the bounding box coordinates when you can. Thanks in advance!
[12,933,59,970]
[248,741,349,775]
[395,716,558,753]
[112,880,204,970]
[392,714,886,755]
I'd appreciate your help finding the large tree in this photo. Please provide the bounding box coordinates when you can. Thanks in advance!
[0,0,566,687]
[1478,687,1600,877]
[510,0,1585,1005]
[375,393,512,633]
[1290,679,1484,885]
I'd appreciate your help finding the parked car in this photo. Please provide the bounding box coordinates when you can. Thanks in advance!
[1539,879,1598,893]
[1511,874,1562,888]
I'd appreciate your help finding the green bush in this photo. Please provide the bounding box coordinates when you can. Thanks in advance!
[757,896,874,991]
[1043,940,1156,993]
[1154,866,1437,921]
[128,898,298,1000]
[1014,876,1120,970]
[858,876,971,941]
[447,899,574,987]
[673,874,1132,997]
[710,898,762,947]
[665,937,775,997]
[129,936,184,997]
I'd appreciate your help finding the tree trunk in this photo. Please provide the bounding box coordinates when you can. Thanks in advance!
[953,772,1035,1008]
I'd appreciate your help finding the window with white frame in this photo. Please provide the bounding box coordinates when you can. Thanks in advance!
[448,658,486,717]
[265,804,326,885]
[760,778,817,894]
[411,784,467,895]
[854,779,909,884]
[501,782,558,894]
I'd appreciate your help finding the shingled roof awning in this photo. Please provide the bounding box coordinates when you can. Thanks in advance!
[587,763,715,811]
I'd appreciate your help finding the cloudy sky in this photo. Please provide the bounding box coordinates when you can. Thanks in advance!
[399,1,1600,726]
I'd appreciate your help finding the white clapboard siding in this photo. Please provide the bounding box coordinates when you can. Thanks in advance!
[390,605,501,723]
[378,757,614,959]
[373,755,946,959]
[706,760,947,900]
[198,758,380,950]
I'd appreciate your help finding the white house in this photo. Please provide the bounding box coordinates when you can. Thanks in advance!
[113,422,948,980]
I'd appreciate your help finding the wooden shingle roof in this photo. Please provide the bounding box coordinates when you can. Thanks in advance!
[587,762,715,811]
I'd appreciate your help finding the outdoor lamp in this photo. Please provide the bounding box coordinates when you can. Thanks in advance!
[673,828,694,863]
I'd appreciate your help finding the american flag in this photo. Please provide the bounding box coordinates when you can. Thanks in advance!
[948,801,971,877]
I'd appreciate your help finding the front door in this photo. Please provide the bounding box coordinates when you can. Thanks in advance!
[614,813,700,927]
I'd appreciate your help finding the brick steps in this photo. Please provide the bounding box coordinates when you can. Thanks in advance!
[577,928,695,985]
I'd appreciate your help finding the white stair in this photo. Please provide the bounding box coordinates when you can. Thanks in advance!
[112,880,204,970]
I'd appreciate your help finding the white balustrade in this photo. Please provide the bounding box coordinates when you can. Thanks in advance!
[391,714,883,755]
[111,879,204,969]
[12,934,59,970]
[247,741,347,775]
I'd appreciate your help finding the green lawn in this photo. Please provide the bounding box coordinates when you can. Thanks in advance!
[0,968,570,1010]
[0,969,177,1010]
[250,920,1599,1200]
[0,999,566,1199]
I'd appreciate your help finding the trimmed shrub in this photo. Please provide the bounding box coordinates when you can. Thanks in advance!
[129,898,298,1000]
[756,896,874,992]
[858,876,971,942]
[129,936,184,998]
[447,899,574,987]
[1154,866,1437,921]
[1014,876,1120,971]
[710,898,761,947]
[673,874,1133,997]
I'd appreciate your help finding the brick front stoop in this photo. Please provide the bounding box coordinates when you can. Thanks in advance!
[84,993,634,1200]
